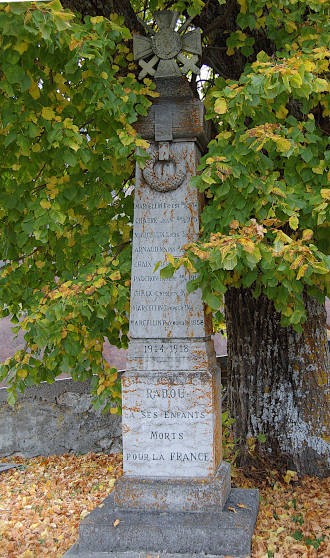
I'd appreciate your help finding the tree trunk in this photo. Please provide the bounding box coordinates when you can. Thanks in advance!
[224,287,329,478]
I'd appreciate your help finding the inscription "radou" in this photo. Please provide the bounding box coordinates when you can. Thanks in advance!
[146,387,185,399]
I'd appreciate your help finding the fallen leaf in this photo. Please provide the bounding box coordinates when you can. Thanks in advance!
[113,518,120,527]
[227,506,237,513]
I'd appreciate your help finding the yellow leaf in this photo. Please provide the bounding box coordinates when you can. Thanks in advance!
[40,200,51,209]
[110,271,121,281]
[284,469,298,483]
[97,384,105,395]
[166,253,176,266]
[136,138,150,149]
[289,215,299,230]
[237,0,247,14]
[275,137,291,152]
[237,503,248,509]
[214,98,228,115]
[29,81,40,100]
[35,260,46,269]
[110,407,119,415]
[272,187,286,198]
[41,107,56,120]
[94,278,106,288]
[320,188,330,200]
[97,267,108,274]
[230,220,240,229]
[227,506,237,513]
[302,229,313,241]
[285,20,297,33]
[91,16,104,24]
[14,41,29,55]
[275,105,288,119]
[113,519,120,527]
[17,369,28,379]
[101,72,108,80]
[239,238,255,254]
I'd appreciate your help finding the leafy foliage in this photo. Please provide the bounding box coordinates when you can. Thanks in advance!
[0,0,329,407]
[161,0,329,333]
[0,0,156,404]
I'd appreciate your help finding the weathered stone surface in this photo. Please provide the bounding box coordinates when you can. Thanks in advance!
[63,488,259,558]
[64,549,242,558]
[130,141,210,340]
[113,461,231,511]
[64,549,244,558]
[0,462,19,473]
[121,367,222,478]
[126,338,216,372]
[0,379,122,457]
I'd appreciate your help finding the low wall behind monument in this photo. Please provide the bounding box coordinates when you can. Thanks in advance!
[0,377,123,458]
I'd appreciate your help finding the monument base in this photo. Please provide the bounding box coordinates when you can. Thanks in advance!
[63,488,259,558]
[113,462,231,512]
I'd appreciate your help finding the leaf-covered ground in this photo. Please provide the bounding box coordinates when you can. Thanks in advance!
[0,453,329,558]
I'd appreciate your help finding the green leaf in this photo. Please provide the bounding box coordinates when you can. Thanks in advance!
[205,292,221,310]
[159,265,174,279]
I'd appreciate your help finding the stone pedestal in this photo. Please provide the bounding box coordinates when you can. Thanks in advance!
[63,14,258,558]
[64,489,259,558]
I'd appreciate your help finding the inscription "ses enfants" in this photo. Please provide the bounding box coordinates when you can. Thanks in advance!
[140,409,206,419]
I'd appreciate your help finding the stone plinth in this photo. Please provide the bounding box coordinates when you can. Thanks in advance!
[114,461,231,512]
[63,489,259,558]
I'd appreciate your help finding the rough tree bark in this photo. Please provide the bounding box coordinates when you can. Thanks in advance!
[225,287,329,477]
[61,0,329,477]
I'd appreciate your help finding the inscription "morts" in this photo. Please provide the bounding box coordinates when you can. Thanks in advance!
[147,387,185,399]
[150,431,183,440]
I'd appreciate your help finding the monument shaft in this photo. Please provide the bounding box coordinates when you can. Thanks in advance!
[122,139,222,479]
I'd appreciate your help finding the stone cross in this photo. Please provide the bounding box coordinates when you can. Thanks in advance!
[133,11,202,80]
[64,11,259,558]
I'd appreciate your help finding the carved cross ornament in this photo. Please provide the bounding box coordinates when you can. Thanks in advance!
[133,10,202,80]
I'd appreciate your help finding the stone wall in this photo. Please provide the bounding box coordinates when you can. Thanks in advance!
[0,377,122,458]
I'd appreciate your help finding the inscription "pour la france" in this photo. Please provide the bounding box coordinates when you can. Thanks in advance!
[126,452,210,463]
